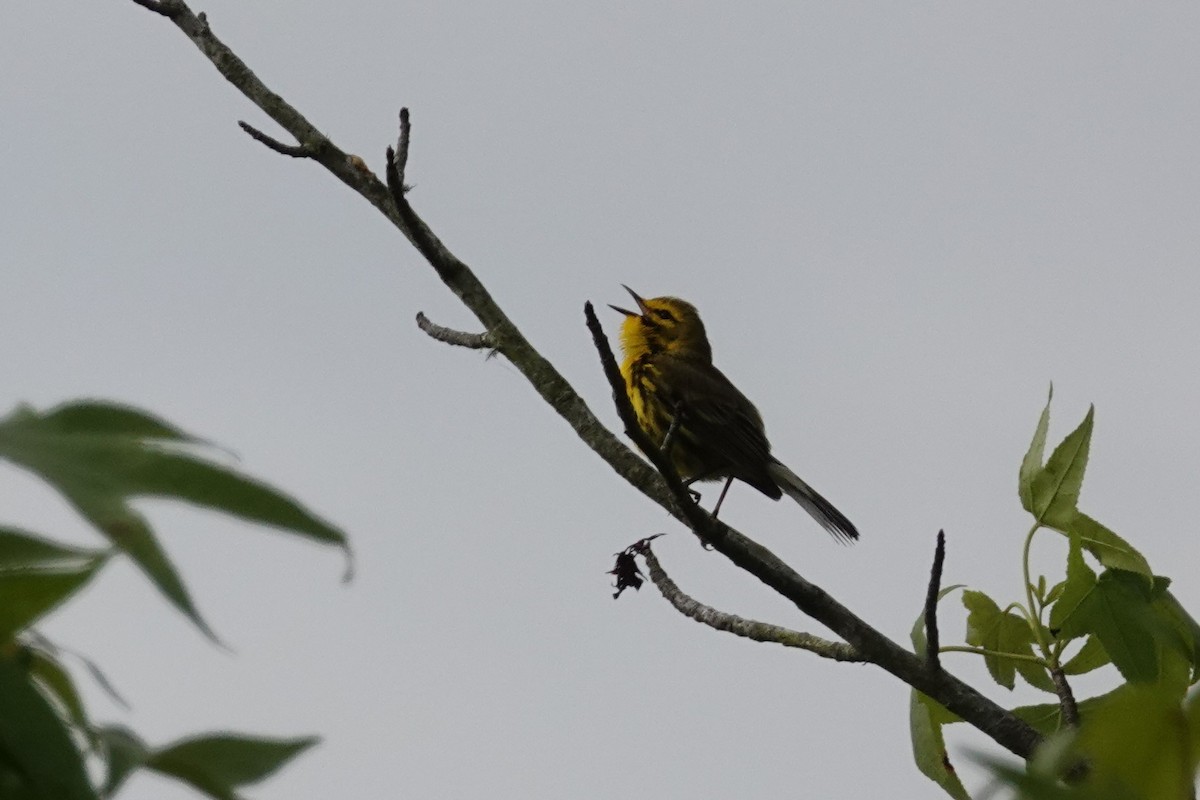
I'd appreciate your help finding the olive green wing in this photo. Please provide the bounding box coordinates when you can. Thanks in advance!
[654,356,781,498]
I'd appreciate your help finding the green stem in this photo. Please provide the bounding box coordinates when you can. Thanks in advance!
[1022,522,1052,660]
[939,645,1048,666]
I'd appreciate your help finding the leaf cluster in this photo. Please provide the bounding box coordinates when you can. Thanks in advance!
[910,388,1200,799]
[0,401,348,799]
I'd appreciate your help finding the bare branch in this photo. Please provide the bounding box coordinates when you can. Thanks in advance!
[416,312,496,351]
[238,121,311,158]
[393,108,412,188]
[924,529,946,673]
[130,0,1044,762]
[643,548,863,662]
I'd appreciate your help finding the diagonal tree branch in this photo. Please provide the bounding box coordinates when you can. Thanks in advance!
[128,0,1043,762]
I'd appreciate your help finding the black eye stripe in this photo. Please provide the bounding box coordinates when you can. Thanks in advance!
[653,309,675,322]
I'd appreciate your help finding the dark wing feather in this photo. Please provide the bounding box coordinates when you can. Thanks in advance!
[654,356,782,498]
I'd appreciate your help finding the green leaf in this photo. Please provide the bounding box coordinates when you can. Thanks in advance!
[0,401,351,643]
[962,590,1039,690]
[1187,686,1200,774]
[1010,701,1069,737]
[1044,580,1066,605]
[1155,590,1200,681]
[977,759,1078,800]
[910,584,966,657]
[40,402,201,443]
[1061,635,1110,676]
[147,734,319,800]
[1015,657,1057,694]
[97,501,223,643]
[1010,689,1121,737]
[907,586,968,798]
[0,527,107,571]
[1055,567,1161,683]
[1049,529,1097,635]
[0,653,96,800]
[1019,385,1053,514]
[1028,405,1093,529]
[0,557,107,641]
[26,648,92,743]
[910,691,970,800]
[1076,683,1192,799]
[129,449,351,553]
[97,726,149,798]
[1069,512,1151,577]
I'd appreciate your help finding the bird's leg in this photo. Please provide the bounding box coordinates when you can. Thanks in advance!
[659,402,684,457]
[710,477,735,519]
[659,413,681,456]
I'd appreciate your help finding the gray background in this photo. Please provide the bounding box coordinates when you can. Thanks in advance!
[3,2,1199,798]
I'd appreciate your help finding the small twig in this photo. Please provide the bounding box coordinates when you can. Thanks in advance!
[643,548,864,662]
[392,108,412,192]
[238,121,312,158]
[1050,665,1080,728]
[583,302,716,542]
[416,312,496,351]
[939,646,1046,665]
[924,529,946,672]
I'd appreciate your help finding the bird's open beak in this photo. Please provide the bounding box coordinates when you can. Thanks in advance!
[609,284,650,318]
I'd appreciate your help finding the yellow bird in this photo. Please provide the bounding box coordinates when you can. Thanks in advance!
[610,286,858,542]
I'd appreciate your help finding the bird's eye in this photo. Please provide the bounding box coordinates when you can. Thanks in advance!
[653,309,676,322]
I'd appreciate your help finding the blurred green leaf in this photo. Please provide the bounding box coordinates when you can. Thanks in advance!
[147,734,318,800]
[1076,683,1192,799]
[979,763,1077,799]
[1187,686,1200,774]
[1019,385,1053,514]
[1028,406,1093,529]
[0,653,96,800]
[96,726,148,799]
[0,528,106,571]
[1062,636,1110,676]
[0,401,350,643]
[26,648,92,744]
[0,557,107,642]
[40,402,200,442]
[963,590,1039,690]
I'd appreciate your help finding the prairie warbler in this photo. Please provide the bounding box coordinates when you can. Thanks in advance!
[610,286,858,542]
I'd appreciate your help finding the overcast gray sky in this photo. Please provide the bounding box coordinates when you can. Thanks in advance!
[3,2,1200,798]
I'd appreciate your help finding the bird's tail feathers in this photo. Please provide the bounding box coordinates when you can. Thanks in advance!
[767,460,859,543]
